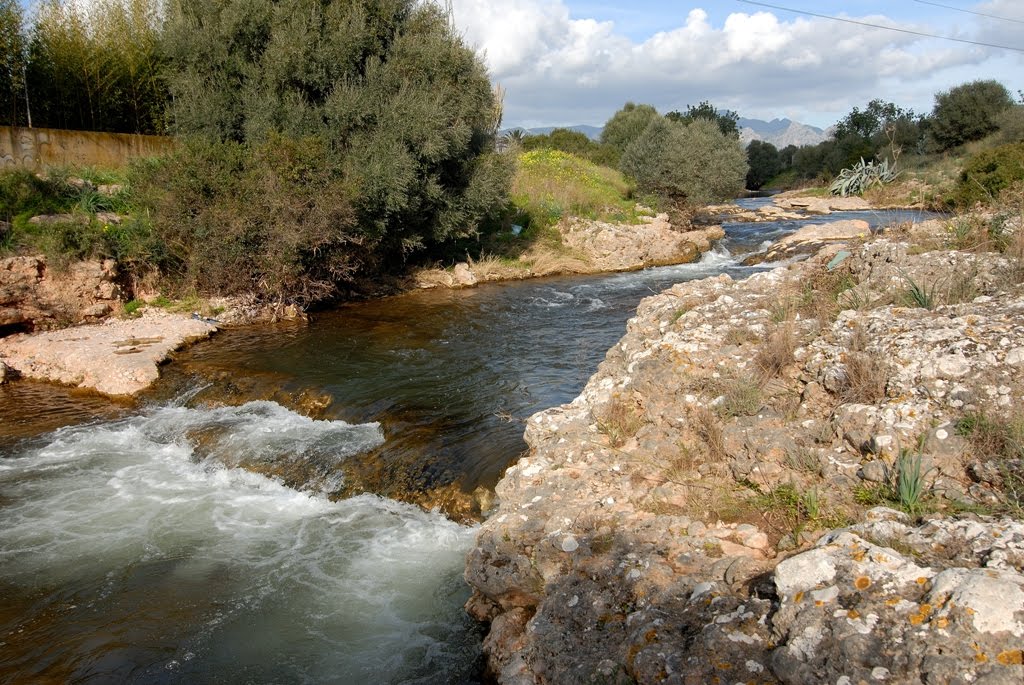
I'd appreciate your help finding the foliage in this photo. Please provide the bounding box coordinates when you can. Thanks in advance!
[665,100,739,138]
[600,102,660,154]
[895,449,927,515]
[746,139,782,190]
[521,128,619,167]
[954,142,1024,207]
[146,0,510,302]
[619,116,748,206]
[17,0,167,133]
[509,149,638,231]
[991,105,1024,145]
[0,0,27,126]
[930,80,1014,151]
[829,157,899,196]
[900,272,937,309]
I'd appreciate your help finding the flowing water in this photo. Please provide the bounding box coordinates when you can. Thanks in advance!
[0,204,928,683]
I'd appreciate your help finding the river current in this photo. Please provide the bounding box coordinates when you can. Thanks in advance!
[0,201,928,683]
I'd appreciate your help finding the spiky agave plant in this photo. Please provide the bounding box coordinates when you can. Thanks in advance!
[829,157,900,197]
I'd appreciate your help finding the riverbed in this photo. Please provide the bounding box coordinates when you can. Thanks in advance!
[0,202,929,683]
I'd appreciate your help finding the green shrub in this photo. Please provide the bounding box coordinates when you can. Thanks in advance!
[522,129,620,167]
[510,149,638,231]
[152,0,511,302]
[619,117,747,206]
[955,142,1024,207]
[930,80,1014,151]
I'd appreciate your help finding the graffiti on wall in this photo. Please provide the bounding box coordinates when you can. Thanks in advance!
[0,126,173,169]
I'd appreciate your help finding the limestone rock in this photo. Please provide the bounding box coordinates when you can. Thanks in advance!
[452,262,478,286]
[0,255,122,334]
[467,220,1024,683]
[0,311,217,396]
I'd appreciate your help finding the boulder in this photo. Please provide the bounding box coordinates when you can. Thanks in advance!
[452,262,478,286]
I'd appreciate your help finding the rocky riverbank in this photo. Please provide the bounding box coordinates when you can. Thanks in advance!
[465,206,1024,683]
[412,213,724,289]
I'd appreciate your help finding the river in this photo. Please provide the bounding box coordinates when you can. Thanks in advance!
[0,202,928,683]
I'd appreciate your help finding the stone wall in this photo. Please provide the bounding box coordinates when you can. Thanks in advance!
[0,126,174,170]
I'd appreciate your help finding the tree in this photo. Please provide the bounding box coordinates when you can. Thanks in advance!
[600,102,660,154]
[666,101,739,138]
[930,79,1014,151]
[830,99,922,169]
[620,117,747,205]
[0,0,27,126]
[745,140,781,190]
[142,0,511,302]
[23,0,166,133]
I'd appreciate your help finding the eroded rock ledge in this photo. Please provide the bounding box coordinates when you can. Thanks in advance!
[466,226,1024,683]
[0,310,217,396]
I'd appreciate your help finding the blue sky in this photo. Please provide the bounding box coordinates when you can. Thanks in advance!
[450,0,1023,129]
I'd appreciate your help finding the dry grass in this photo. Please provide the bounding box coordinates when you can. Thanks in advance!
[692,406,726,462]
[755,324,796,379]
[595,394,644,448]
[718,378,763,417]
[841,351,890,404]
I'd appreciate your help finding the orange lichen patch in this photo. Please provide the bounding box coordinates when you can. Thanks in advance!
[935,617,950,629]
[975,653,989,664]
[854,575,872,591]
[885,598,900,607]
[847,609,861,620]
[644,629,658,643]
[909,604,933,626]
[966,607,976,616]
[997,650,1024,666]
[916,577,929,585]
[716,662,733,670]
[794,591,804,603]
[851,547,867,562]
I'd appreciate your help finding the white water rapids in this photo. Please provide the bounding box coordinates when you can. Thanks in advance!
[0,402,481,683]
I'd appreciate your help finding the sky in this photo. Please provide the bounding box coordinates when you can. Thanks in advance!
[447,0,1024,130]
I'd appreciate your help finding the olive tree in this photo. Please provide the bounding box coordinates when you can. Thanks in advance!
[144,0,511,302]
[930,80,1014,151]
[619,115,747,206]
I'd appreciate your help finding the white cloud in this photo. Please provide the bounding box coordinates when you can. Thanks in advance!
[449,0,1020,128]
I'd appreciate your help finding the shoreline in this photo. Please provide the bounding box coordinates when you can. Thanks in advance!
[463,201,1024,682]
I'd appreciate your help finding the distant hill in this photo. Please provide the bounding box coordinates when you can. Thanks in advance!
[505,118,831,148]
[738,117,830,148]
[503,125,604,140]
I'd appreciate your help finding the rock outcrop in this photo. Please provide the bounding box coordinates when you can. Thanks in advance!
[0,255,122,334]
[466,221,1024,683]
[0,310,218,396]
[413,215,724,289]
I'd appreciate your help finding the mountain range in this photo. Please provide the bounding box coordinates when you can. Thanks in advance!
[511,118,831,149]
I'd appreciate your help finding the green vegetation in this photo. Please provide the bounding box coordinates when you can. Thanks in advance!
[520,128,619,167]
[2,0,166,133]
[127,0,510,303]
[955,142,1024,207]
[510,149,639,231]
[617,114,747,206]
[930,80,1015,152]
[746,140,782,190]
[829,157,899,197]
[665,100,740,138]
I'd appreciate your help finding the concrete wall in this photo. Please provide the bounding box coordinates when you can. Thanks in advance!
[0,126,175,170]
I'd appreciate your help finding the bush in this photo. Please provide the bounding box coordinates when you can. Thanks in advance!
[152,0,511,302]
[955,142,1024,207]
[132,136,362,304]
[620,117,748,205]
[600,102,660,155]
[930,80,1014,151]
[746,140,781,190]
